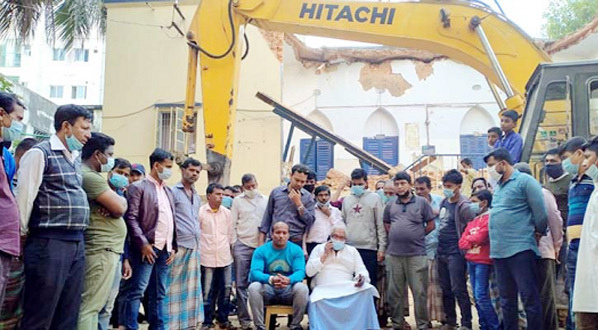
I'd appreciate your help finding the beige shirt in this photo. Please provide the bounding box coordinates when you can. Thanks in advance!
[231,192,267,248]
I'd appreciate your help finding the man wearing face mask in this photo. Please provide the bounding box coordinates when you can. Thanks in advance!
[559,136,594,330]
[121,148,177,330]
[437,169,476,330]
[385,172,436,330]
[0,93,25,191]
[306,222,380,330]
[77,133,128,330]
[231,174,267,330]
[223,186,236,209]
[376,180,397,205]
[571,136,598,328]
[98,157,132,330]
[17,104,92,329]
[342,168,387,288]
[304,170,317,195]
[0,93,22,313]
[305,185,342,256]
[164,158,204,330]
[514,162,563,330]
[484,148,547,330]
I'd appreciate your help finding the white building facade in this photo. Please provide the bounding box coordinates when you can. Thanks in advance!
[0,21,105,106]
[282,41,502,178]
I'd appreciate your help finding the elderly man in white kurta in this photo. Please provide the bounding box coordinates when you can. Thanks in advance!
[306,223,380,330]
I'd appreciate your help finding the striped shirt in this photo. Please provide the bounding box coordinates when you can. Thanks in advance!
[567,174,594,250]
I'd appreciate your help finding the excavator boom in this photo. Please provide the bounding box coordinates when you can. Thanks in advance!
[185,0,552,183]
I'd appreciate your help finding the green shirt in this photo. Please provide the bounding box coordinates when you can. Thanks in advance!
[82,165,127,254]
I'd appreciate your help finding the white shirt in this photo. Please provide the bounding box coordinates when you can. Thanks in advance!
[572,189,598,313]
[147,175,175,252]
[231,192,267,248]
[306,206,342,243]
[306,242,378,302]
[16,135,78,236]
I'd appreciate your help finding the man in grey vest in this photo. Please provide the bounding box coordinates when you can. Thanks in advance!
[16,104,92,329]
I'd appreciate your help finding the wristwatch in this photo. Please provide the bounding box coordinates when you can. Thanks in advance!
[297,204,305,212]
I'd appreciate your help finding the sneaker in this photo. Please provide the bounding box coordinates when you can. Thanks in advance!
[217,321,238,330]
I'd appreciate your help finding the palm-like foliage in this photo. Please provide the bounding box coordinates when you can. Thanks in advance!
[0,0,105,49]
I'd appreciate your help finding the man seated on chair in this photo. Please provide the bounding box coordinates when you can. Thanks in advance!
[248,221,309,330]
[306,222,380,330]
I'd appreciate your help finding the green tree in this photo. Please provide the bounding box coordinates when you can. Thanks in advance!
[0,0,104,50]
[543,0,598,39]
[0,75,12,93]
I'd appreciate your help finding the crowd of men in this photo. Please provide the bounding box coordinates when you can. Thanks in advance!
[1,94,598,330]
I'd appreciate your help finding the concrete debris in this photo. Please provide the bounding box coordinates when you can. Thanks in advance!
[359,62,413,97]
[284,33,445,69]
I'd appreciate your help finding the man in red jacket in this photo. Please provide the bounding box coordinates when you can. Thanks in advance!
[459,190,500,330]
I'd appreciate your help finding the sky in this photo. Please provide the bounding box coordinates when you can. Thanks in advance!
[304,0,551,48]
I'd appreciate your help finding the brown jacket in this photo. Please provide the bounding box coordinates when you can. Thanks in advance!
[125,178,177,251]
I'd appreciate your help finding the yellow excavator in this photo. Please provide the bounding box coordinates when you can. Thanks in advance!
[183,0,598,183]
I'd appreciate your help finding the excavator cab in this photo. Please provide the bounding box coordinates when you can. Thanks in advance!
[520,61,598,176]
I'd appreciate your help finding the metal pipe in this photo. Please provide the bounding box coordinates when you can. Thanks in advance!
[283,124,295,161]
[485,77,507,111]
[471,16,514,98]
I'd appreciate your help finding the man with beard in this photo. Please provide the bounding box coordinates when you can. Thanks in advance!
[384,172,436,330]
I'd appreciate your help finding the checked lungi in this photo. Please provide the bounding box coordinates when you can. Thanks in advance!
[164,247,204,330]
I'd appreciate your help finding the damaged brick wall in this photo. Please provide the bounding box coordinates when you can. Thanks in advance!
[359,62,413,97]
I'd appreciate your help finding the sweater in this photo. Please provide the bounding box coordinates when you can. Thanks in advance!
[458,212,492,265]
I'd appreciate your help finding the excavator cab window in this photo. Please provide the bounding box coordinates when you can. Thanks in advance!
[589,80,598,136]
[532,81,572,156]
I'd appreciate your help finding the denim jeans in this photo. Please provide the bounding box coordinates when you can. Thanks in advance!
[437,253,472,329]
[468,262,500,330]
[493,250,543,330]
[201,264,233,326]
[566,245,578,330]
[121,247,170,330]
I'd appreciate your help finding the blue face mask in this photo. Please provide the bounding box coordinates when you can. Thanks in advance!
[376,189,389,204]
[222,196,233,209]
[562,158,579,175]
[332,239,345,251]
[351,185,365,197]
[66,134,84,151]
[585,164,598,182]
[1,120,24,142]
[443,188,455,199]
[109,173,129,189]
[101,157,115,173]
[470,202,481,214]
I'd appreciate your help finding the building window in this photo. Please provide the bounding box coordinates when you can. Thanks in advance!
[71,86,87,99]
[0,43,22,67]
[363,135,399,175]
[53,48,66,61]
[74,49,89,62]
[156,106,195,153]
[300,138,334,181]
[50,85,64,98]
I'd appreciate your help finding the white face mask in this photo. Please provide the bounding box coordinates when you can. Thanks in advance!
[245,189,258,198]
[488,165,503,183]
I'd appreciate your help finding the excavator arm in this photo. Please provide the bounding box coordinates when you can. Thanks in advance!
[185,0,551,183]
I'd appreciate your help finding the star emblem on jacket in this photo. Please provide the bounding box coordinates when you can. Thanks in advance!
[353,204,362,214]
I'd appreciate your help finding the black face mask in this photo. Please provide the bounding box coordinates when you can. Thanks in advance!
[545,164,564,179]
[398,191,410,199]
[304,184,315,193]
